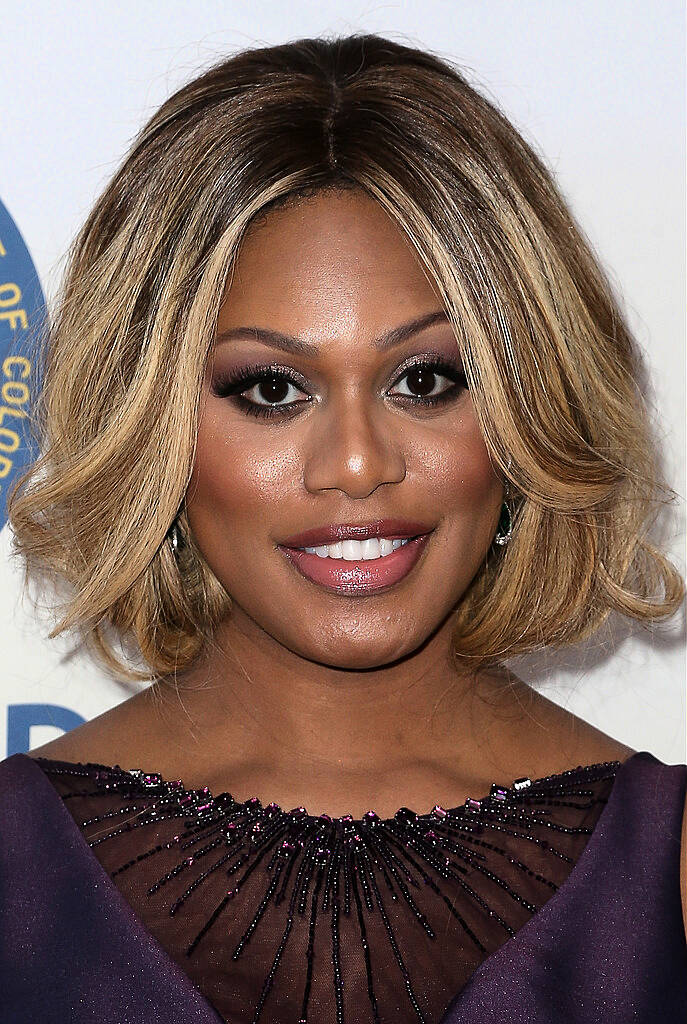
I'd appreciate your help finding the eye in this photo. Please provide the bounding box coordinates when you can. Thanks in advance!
[211,356,468,421]
[212,364,310,420]
[234,373,305,412]
[389,358,468,405]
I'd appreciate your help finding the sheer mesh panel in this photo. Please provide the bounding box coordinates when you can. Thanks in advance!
[35,757,620,1024]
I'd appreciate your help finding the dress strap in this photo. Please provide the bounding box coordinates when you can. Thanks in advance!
[440,751,687,1022]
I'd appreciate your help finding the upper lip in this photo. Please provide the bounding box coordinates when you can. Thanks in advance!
[280,519,434,548]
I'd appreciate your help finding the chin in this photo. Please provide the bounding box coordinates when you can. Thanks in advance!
[283,632,422,671]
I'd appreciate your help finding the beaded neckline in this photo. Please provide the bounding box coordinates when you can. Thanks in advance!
[31,755,623,829]
[30,753,628,1024]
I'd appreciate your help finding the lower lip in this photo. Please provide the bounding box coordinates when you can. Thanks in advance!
[277,534,432,595]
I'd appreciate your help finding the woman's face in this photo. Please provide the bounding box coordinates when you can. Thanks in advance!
[186,190,503,669]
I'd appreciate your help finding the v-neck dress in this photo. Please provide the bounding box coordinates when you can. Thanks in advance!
[0,750,685,1023]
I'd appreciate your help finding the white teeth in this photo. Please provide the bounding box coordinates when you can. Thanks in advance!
[341,540,362,561]
[302,536,411,560]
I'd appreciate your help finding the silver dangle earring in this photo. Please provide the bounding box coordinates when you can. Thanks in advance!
[169,519,180,552]
[494,458,513,546]
[493,498,513,546]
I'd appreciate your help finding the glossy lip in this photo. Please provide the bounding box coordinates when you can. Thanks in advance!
[280,518,433,549]
[277,532,432,595]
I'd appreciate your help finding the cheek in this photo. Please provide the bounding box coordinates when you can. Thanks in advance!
[186,401,501,555]
[417,416,502,534]
[186,411,300,539]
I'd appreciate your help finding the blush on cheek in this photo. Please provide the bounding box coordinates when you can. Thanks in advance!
[426,431,503,550]
[188,421,302,551]
[456,456,501,509]
[428,424,500,504]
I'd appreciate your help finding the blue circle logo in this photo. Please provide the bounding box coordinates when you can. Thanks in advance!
[0,198,46,529]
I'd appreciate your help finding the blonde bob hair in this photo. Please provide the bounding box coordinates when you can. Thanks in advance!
[8,32,684,684]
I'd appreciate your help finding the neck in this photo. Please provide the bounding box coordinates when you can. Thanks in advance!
[146,604,531,789]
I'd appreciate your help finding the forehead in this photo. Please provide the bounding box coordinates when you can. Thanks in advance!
[218,190,444,338]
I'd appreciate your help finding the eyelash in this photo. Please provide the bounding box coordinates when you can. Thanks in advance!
[211,357,469,420]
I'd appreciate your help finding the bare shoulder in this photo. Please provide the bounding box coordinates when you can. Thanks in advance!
[25,687,160,766]
[485,673,638,775]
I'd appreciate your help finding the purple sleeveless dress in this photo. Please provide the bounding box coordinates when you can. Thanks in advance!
[0,749,684,1022]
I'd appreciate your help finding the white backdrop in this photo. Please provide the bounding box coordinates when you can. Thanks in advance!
[0,1,684,763]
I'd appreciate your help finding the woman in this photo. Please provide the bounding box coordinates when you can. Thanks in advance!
[1,32,685,1024]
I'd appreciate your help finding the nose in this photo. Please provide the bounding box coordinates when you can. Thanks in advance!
[302,393,406,499]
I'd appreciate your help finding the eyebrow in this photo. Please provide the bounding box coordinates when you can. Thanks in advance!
[214,310,451,356]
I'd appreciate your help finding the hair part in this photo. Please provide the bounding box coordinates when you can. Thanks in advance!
[8,32,684,683]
